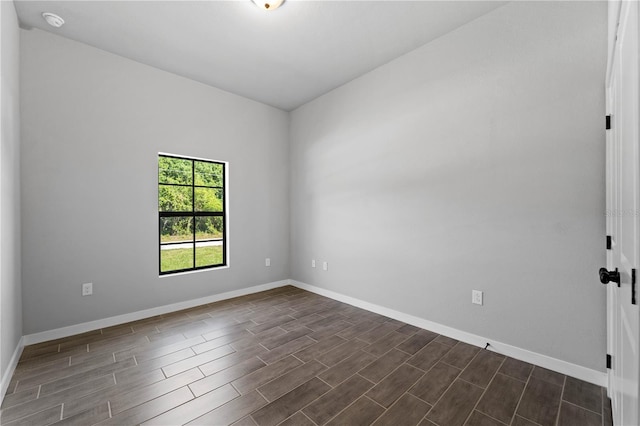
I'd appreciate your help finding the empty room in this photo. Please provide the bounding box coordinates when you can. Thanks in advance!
[0,0,637,425]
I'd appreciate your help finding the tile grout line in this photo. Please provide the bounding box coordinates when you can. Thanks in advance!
[405,378,436,407]
[365,394,387,410]
[182,384,258,425]
[244,357,309,396]
[299,410,318,426]
[355,372,376,387]
[286,371,367,426]
[475,407,510,425]
[554,375,567,426]
[440,359,465,370]
[561,399,605,418]
[314,375,333,388]
[508,362,535,425]
[255,387,269,403]
[601,387,605,426]
[458,349,506,426]
[229,381,241,395]
[413,343,461,423]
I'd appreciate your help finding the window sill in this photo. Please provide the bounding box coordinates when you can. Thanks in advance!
[159,265,230,278]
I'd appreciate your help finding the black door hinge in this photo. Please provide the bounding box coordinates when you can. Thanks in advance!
[607,235,612,250]
[632,269,637,305]
[607,354,612,369]
[606,115,612,130]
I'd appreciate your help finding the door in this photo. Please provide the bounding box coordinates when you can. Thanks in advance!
[606,1,640,425]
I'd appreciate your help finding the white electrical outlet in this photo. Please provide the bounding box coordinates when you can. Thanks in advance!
[82,283,93,296]
[311,259,316,268]
[265,258,271,267]
[472,290,483,305]
[322,261,328,271]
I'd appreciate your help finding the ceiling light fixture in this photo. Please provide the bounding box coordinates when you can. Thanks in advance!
[42,12,65,28]
[251,0,284,11]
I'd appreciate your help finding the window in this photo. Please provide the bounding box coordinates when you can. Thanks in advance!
[158,154,226,274]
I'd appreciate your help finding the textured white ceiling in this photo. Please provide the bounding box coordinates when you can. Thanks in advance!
[14,1,507,110]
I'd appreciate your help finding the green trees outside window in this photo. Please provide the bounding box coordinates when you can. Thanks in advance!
[159,155,226,274]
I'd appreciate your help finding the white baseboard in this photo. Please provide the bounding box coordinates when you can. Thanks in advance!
[1,336,25,401]
[290,280,607,387]
[23,280,290,346]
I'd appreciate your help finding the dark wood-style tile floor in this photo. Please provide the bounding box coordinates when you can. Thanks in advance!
[0,286,613,426]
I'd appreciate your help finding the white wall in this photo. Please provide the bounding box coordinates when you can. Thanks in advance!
[1,0,22,391]
[289,1,607,371]
[20,29,290,334]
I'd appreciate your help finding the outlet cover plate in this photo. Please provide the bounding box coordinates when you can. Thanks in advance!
[472,290,483,305]
[82,283,93,296]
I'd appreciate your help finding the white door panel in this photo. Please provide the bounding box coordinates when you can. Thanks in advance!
[607,2,640,425]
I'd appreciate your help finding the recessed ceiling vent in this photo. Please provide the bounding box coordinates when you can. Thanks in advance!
[42,12,65,28]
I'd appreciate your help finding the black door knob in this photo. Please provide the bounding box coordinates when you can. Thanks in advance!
[600,267,620,285]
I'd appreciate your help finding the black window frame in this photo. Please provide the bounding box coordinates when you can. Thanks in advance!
[158,154,227,275]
